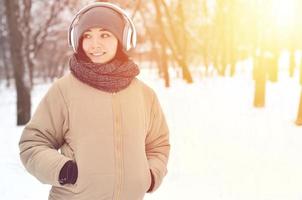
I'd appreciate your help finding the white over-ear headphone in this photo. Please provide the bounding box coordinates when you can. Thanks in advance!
[68,2,137,52]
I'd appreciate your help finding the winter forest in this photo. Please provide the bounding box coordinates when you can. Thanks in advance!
[1,0,302,199]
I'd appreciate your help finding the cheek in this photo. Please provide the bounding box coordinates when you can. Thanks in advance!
[82,40,90,54]
[108,39,118,54]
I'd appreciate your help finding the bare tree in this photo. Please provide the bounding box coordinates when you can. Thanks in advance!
[0,0,12,87]
[150,1,170,86]
[20,0,71,88]
[289,46,295,78]
[0,30,12,88]
[252,0,268,108]
[151,0,193,83]
[296,90,302,126]
[3,0,74,125]
[4,0,31,125]
[300,56,302,86]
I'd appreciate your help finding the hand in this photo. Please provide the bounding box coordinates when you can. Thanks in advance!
[59,160,78,185]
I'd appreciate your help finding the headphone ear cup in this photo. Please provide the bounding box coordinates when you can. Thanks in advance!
[126,27,133,51]
[122,22,132,51]
[131,27,136,49]
[70,27,79,53]
[70,28,75,52]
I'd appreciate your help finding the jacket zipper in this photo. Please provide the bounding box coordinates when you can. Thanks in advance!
[112,92,123,200]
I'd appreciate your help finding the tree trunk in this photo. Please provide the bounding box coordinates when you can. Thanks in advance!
[176,0,192,83]
[253,55,266,107]
[154,0,193,83]
[0,42,11,87]
[5,0,31,125]
[229,0,236,77]
[253,0,266,108]
[296,89,302,125]
[3,53,11,88]
[139,5,170,86]
[289,48,295,78]
[267,52,279,82]
[300,56,302,86]
[159,38,170,87]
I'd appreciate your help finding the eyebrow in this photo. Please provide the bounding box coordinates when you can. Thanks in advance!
[85,28,109,33]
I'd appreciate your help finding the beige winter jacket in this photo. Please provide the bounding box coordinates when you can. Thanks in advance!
[19,72,170,200]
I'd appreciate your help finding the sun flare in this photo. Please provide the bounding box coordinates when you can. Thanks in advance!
[271,0,297,29]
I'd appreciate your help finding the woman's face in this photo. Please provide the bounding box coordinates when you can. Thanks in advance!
[82,27,118,64]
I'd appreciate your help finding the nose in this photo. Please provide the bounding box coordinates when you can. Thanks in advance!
[91,37,103,49]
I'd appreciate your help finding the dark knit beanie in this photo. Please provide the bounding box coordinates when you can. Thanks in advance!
[73,6,125,51]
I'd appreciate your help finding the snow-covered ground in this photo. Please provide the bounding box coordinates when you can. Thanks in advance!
[0,65,302,200]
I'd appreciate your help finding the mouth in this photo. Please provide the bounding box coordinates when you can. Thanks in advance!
[90,52,106,57]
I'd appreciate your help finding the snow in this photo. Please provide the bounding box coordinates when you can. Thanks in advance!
[0,65,301,200]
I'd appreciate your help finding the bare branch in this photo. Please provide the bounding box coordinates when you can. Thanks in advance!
[32,0,69,58]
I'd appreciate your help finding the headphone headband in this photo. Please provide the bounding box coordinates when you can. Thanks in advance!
[68,2,136,52]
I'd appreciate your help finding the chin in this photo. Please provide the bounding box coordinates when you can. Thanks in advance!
[92,60,104,64]
[90,56,114,64]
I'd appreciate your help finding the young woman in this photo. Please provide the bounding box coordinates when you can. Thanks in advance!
[19,2,170,200]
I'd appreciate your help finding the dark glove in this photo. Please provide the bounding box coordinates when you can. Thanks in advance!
[59,160,78,185]
[147,170,155,192]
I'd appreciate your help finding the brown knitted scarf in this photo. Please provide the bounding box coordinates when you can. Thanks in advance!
[69,54,140,93]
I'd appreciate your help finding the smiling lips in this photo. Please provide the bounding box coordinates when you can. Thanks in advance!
[90,52,106,56]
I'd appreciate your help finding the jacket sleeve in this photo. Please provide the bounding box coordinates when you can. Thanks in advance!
[146,91,170,192]
[19,82,72,187]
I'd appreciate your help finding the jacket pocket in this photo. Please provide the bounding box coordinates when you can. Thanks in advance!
[144,158,151,192]
[60,143,75,161]
[59,143,79,191]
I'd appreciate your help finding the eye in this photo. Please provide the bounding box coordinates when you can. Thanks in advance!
[83,34,91,39]
[100,33,111,38]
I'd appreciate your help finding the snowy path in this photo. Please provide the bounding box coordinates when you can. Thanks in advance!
[1,69,302,200]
